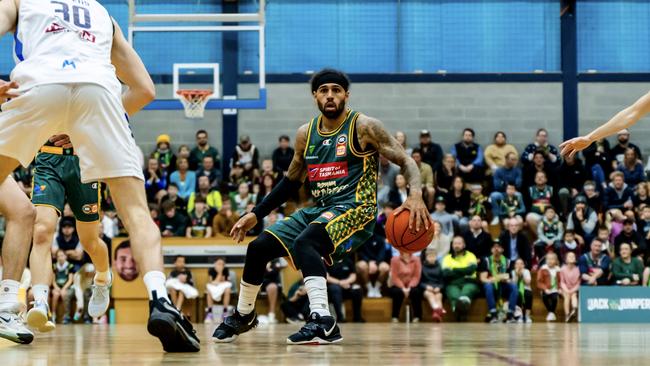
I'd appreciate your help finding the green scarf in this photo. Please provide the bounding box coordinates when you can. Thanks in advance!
[489,255,507,290]
[517,274,525,306]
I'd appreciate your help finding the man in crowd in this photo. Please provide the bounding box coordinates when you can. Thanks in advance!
[272,135,294,176]
[189,130,220,171]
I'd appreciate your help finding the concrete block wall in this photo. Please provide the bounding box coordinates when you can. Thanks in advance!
[130,82,650,163]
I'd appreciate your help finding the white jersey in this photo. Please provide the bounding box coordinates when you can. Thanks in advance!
[11,0,121,97]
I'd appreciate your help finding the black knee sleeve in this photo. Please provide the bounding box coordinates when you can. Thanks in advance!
[242,232,287,285]
[293,224,333,278]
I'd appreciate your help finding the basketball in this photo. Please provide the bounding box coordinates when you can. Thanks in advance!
[385,209,434,253]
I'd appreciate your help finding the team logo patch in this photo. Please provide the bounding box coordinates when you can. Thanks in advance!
[336,134,347,157]
[320,212,335,221]
[33,185,47,195]
[82,204,98,215]
[337,135,347,144]
[322,139,332,146]
[309,145,316,154]
[91,183,98,189]
[307,162,349,181]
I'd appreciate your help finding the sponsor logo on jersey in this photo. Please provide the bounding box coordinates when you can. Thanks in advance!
[336,134,347,157]
[82,204,98,215]
[307,162,348,182]
[45,22,66,34]
[337,135,347,144]
[91,183,98,189]
[322,139,332,146]
[45,23,96,43]
[320,212,335,221]
[62,60,76,69]
[33,185,47,195]
[80,30,96,43]
[305,155,319,160]
[308,145,315,154]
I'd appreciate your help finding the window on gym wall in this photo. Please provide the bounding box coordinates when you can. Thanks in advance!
[577,1,650,72]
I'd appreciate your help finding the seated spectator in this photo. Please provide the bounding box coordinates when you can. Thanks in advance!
[151,134,176,175]
[418,129,443,173]
[281,280,309,324]
[522,128,560,167]
[617,147,645,188]
[442,236,479,320]
[436,154,457,194]
[604,171,634,213]
[523,150,554,188]
[558,230,582,264]
[525,171,555,233]
[511,258,532,323]
[490,153,522,222]
[412,148,435,210]
[389,251,423,323]
[272,135,294,175]
[582,181,603,215]
[420,247,445,322]
[378,155,400,206]
[256,173,277,206]
[166,255,199,311]
[51,249,75,324]
[189,129,220,171]
[614,218,646,257]
[159,199,188,237]
[579,239,611,286]
[144,157,167,203]
[497,184,526,228]
[230,182,256,217]
[177,144,191,161]
[633,182,650,213]
[188,175,223,215]
[169,157,196,200]
[260,258,286,324]
[430,196,455,237]
[610,129,642,169]
[227,162,250,192]
[231,135,260,178]
[484,131,518,174]
[566,195,598,246]
[258,159,277,182]
[428,220,452,260]
[537,252,561,322]
[388,174,409,206]
[560,251,580,322]
[212,201,239,237]
[205,257,232,324]
[498,220,532,268]
[462,215,493,260]
[195,155,222,189]
[644,259,650,287]
[327,257,363,323]
[263,210,284,230]
[583,138,612,191]
[451,128,484,183]
[357,228,390,298]
[534,206,564,263]
[556,154,588,217]
[395,131,413,156]
[446,176,471,229]
[612,243,644,286]
[595,226,614,257]
[52,216,84,272]
[636,205,650,245]
[479,241,517,323]
[160,183,188,214]
[186,197,212,238]
[468,184,491,227]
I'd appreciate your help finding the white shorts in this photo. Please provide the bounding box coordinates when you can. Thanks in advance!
[206,282,232,302]
[165,278,199,299]
[0,83,143,183]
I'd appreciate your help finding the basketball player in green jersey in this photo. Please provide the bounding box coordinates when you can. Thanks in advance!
[213,69,430,344]
[26,134,111,333]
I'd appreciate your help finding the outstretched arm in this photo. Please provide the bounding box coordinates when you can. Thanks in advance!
[111,19,155,116]
[356,114,430,232]
[229,124,308,243]
[560,91,650,158]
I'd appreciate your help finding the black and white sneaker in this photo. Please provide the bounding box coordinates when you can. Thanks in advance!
[286,313,342,345]
[0,311,34,344]
[212,310,258,343]
[147,292,200,352]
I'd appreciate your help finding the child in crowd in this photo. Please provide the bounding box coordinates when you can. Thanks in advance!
[165,255,199,311]
[537,252,561,322]
[420,248,445,322]
[558,230,581,263]
[560,252,581,322]
[51,249,75,324]
[511,258,532,323]
[205,258,233,323]
[534,206,563,263]
[186,196,212,238]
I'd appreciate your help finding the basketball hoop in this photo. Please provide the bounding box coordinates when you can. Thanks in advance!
[177,89,213,119]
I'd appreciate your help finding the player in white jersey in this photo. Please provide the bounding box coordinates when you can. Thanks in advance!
[0,0,200,352]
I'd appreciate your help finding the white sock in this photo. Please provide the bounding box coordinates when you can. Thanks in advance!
[0,280,20,312]
[236,280,261,315]
[143,271,169,301]
[304,276,331,317]
[94,270,112,286]
[32,284,50,303]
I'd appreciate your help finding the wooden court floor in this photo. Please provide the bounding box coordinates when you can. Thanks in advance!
[0,323,648,366]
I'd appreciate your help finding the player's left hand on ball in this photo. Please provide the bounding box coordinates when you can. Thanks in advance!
[0,79,19,100]
[394,196,431,233]
[49,134,73,149]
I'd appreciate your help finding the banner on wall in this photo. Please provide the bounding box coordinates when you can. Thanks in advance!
[580,286,650,323]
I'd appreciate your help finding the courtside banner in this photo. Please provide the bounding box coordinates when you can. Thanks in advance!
[580,286,650,323]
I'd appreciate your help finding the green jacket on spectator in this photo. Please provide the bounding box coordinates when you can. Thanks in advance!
[611,256,644,284]
[441,250,478,286]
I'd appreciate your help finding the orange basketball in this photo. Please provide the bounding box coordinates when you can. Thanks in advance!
[385,209,435,253]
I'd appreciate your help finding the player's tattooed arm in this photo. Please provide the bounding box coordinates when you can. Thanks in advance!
[356,114,430,231]
[286,124,309,182]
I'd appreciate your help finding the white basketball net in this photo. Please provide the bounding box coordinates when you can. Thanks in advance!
[178,90,213,119]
